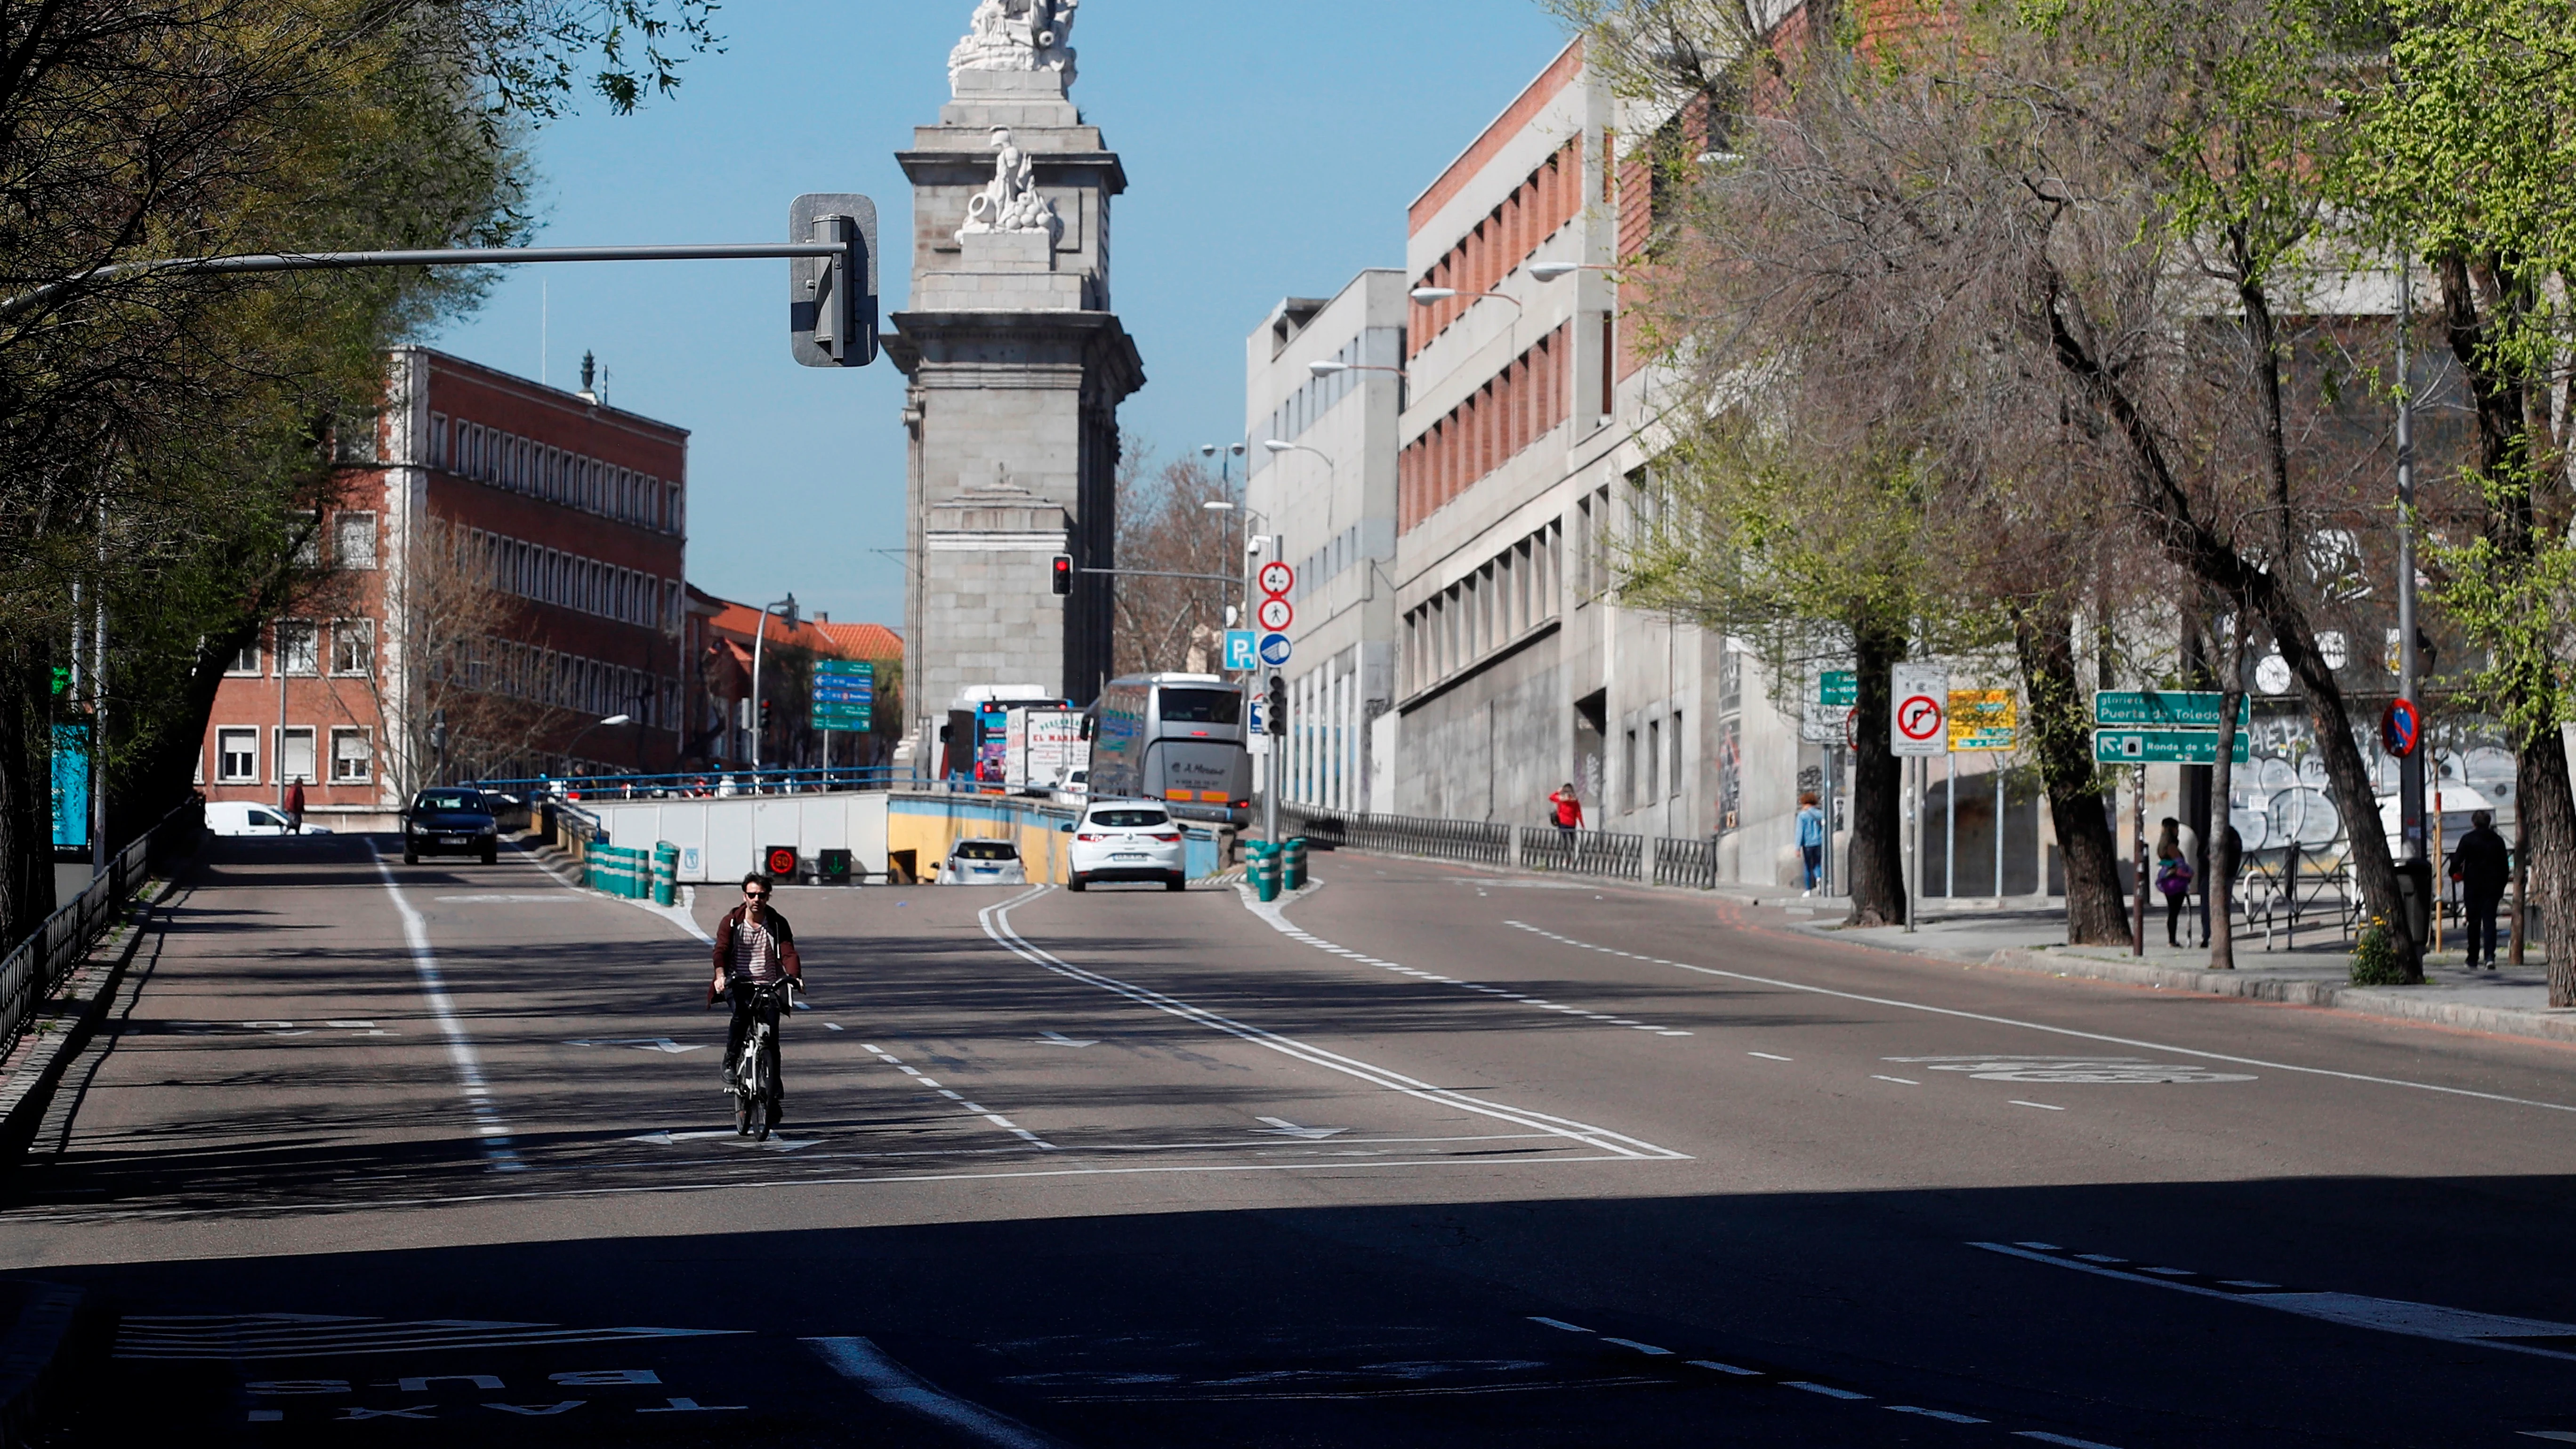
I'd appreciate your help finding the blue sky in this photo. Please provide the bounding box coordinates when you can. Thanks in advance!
[426,0,1571,629]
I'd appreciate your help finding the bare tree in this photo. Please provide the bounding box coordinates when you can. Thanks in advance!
[1111,451,1237,678]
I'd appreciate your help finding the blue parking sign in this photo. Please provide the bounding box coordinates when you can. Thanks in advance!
[1258,632,1294,668]
[1223,630,1258,671]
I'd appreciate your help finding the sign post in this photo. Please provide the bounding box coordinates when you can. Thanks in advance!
[1893,664,1948,932]
[1806,670,1857,896]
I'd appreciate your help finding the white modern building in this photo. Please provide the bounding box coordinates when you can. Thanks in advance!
[1242,270,1409,816]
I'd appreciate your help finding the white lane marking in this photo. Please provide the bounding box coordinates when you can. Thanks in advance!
[1237,890,1692,1035]
[1747,1052,1792,1062]
[1973,1242,2576,1363]
[825,1023,845,1032]
[2016,1434,2124,1448]
[1254,1117,1347,1140]
[564,1038,703,1055]
[1039,1031,1099,1047]
[1506,920,2576,1115]
[1690,1359,1760,1375]
[2009,1101,2065,1111]
[805,1336,1067,1449]
[1872,1075,1920,1086]
[869,1043,1054,1150]
[373,855,522,1173]
[984,889,1686,1161]
[1784,1381,1869,1399]
[1598,1337,1671,1355]
[431,894,576,903]
[1528,1317,1591,1333]
[2520,1433,2576,1442]
[1891,1405,1987,1423]
[2220,1280,2279,1289]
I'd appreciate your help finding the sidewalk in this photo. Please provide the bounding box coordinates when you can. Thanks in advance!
[1781,897,2576,1046]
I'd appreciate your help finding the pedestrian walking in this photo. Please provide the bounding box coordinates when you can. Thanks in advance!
[1547,781,1584,861]
[2154,817,2193,948]
[283,777,306,835]
[2449,810,2511,969]
[1795,791,1827,896]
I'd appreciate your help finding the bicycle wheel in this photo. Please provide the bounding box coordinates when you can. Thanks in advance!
[758,1033,783,1135]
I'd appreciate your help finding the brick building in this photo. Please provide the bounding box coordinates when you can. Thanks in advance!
[197,347,690,829]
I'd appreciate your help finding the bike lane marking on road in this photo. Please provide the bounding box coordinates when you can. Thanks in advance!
[1502,921,2576,1116]
[1241,887,1696,1037]
[984,887,1687,1161]
[806,1336,1071,1449]
[863,1042,1056,1151]
[373,852,523,1173]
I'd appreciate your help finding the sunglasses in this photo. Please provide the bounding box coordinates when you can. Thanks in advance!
[742,887,768,899]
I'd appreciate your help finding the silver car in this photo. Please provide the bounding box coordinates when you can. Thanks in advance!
[939,837,1028,886]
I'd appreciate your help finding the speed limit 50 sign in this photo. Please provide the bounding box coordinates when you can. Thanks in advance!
[1892,663,1949,757]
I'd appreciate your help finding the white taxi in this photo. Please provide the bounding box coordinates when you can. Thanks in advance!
[1063,802,1186,892]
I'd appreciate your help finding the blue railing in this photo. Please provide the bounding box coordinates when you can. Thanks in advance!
[466,766,923,801]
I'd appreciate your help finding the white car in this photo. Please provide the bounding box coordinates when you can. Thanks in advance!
[1051,767,1090,805]
[1063,802,1186,892]
[205,801,332,837]
[939,838,1028,886]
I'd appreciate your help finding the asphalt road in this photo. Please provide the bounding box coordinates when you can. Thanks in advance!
[8,835,2576,1448]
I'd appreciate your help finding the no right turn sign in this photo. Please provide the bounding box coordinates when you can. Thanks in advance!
[1892,663,1949,757]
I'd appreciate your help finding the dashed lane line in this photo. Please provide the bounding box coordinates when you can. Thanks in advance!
[1237,889,1694,1036]
[863,1042,1054,1151]
[1504,921,2576,1116]
[983,888,1687,1161]
[371,852,523,1173]
[806,1336,1070,1449]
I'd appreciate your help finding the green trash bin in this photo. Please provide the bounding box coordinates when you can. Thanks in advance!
[1283,838,1309,892]
[651,843,678,906]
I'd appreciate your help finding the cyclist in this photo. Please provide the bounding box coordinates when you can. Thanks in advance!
[709,871,803,1106]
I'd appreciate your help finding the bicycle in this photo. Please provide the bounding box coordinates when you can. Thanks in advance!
[728,979,797,1140]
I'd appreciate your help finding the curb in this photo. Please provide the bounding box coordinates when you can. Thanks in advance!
[0,876,177,1173]
[1973,947,2576,1046]
[0,1280,100,1449]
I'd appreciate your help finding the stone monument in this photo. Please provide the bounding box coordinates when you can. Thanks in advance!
[890,0,1143,767]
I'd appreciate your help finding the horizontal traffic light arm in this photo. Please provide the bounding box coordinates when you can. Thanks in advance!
[1078,567,1244,584]
[2,242,853,322]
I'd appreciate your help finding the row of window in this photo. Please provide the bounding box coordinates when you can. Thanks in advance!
[462,527,679,633]
[1403,518,1565,697]
[208,726,374,785]
[1399,323,1572,531]
[1621,709,1687,813]
[430,413,683,535]
[1251,325,1406,470]
[227,620,372,678]
[1412,137,1586,358]
[438,637,675,729]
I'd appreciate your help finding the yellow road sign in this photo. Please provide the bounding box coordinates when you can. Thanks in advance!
[1948,689,2017,751]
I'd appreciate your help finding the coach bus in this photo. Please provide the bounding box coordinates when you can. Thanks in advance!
[1085,673,1252,825]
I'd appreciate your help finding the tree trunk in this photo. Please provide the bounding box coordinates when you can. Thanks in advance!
[2011,603,2126,943]
[0,643,62,955]
[2207,607,2244,969]
[1845,620,1907,927]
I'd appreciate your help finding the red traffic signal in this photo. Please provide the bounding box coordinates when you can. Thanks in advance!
[1050,555,1073,596]
[764,845,800,878]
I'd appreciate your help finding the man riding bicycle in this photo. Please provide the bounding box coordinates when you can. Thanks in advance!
[710,871,803,1109]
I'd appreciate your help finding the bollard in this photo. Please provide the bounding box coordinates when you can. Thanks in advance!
[1249,847,1282,904]
[651,843,678,906]
[1283,838,1308,892]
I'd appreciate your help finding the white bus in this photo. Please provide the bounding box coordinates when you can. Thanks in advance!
[1085,673,1251,825]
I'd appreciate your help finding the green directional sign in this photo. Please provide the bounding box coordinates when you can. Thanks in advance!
[811,660,874,732]
[2093,690,2250,729]
[1819,670,1856,707]
[2094,729,2252,765]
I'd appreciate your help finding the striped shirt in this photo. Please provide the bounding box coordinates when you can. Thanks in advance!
[730,912,784,985]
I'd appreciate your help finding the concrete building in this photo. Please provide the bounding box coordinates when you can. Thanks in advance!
[888,6,1143,765]
[197,348,689,829]
[1241,271,1409,815]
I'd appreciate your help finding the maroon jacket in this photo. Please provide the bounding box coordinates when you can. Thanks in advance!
[708,902,802,1006]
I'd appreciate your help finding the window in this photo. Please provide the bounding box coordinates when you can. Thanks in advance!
[429,413,449,469]
[1623,728,1640,812]
[331,619,373,676]
[277,620,318,675]
[1668,711,1684,799]
[291,512,321,567]
[1159,688,1242,725]
[217,728,258,783]
[330,727,372,783]
[335,511,378,569]
[277,727,316,785]
[1646,717,1661,802]
[225,641,262,676]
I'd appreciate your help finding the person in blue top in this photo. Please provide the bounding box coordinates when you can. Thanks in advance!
[1796,791,1827,896]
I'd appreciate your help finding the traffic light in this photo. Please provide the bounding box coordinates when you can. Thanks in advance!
[789,194,878,368]
[759,700,774,734]
[1266,673,1287,737]
[1051,555,1073,596]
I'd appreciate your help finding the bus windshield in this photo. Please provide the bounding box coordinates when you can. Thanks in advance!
[1158,688,1240,725]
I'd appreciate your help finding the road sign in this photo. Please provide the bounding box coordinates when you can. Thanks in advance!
[2382,697,2422,757]
[1820,670,1856,707]
[810,660,874,732]
[764,845,800,877]
[1222,630,1258,671]
[1255,596,1293,632]
[1802,669,1856,742]
[2093,690,2250,729]
[1248,692,1267,736]
[1258,632,1293,668]
[1892,663,1949,757]
[1257,561,1295,597]
[1948,689,2017,752]
[2093,730,2252,765]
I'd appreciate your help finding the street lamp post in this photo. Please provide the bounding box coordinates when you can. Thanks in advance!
[747,593,798,772]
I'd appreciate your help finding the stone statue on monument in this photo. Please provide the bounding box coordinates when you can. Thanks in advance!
[958,127,1064,245]
[947,0,1079,89]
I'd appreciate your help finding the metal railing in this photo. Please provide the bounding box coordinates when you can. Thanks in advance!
[468,765,917,801]
[1519,824,1648,881]
[2236,844,2362,950]
[1650,833,1722,890]
[1287,807,1511,868]
[1,801,197,1055]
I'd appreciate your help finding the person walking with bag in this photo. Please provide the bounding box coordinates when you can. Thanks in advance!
[1795,791,1827,897]
[2154,817,2194,948]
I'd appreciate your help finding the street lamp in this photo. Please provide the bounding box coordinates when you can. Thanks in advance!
[1410,285,1522,312]
[1306,360,1406,378]
[1262,438,1334,470]
[746,593,798,772]
[1200,442,1248,576]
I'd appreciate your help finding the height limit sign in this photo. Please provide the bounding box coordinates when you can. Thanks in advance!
[1892,663,1950,757]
